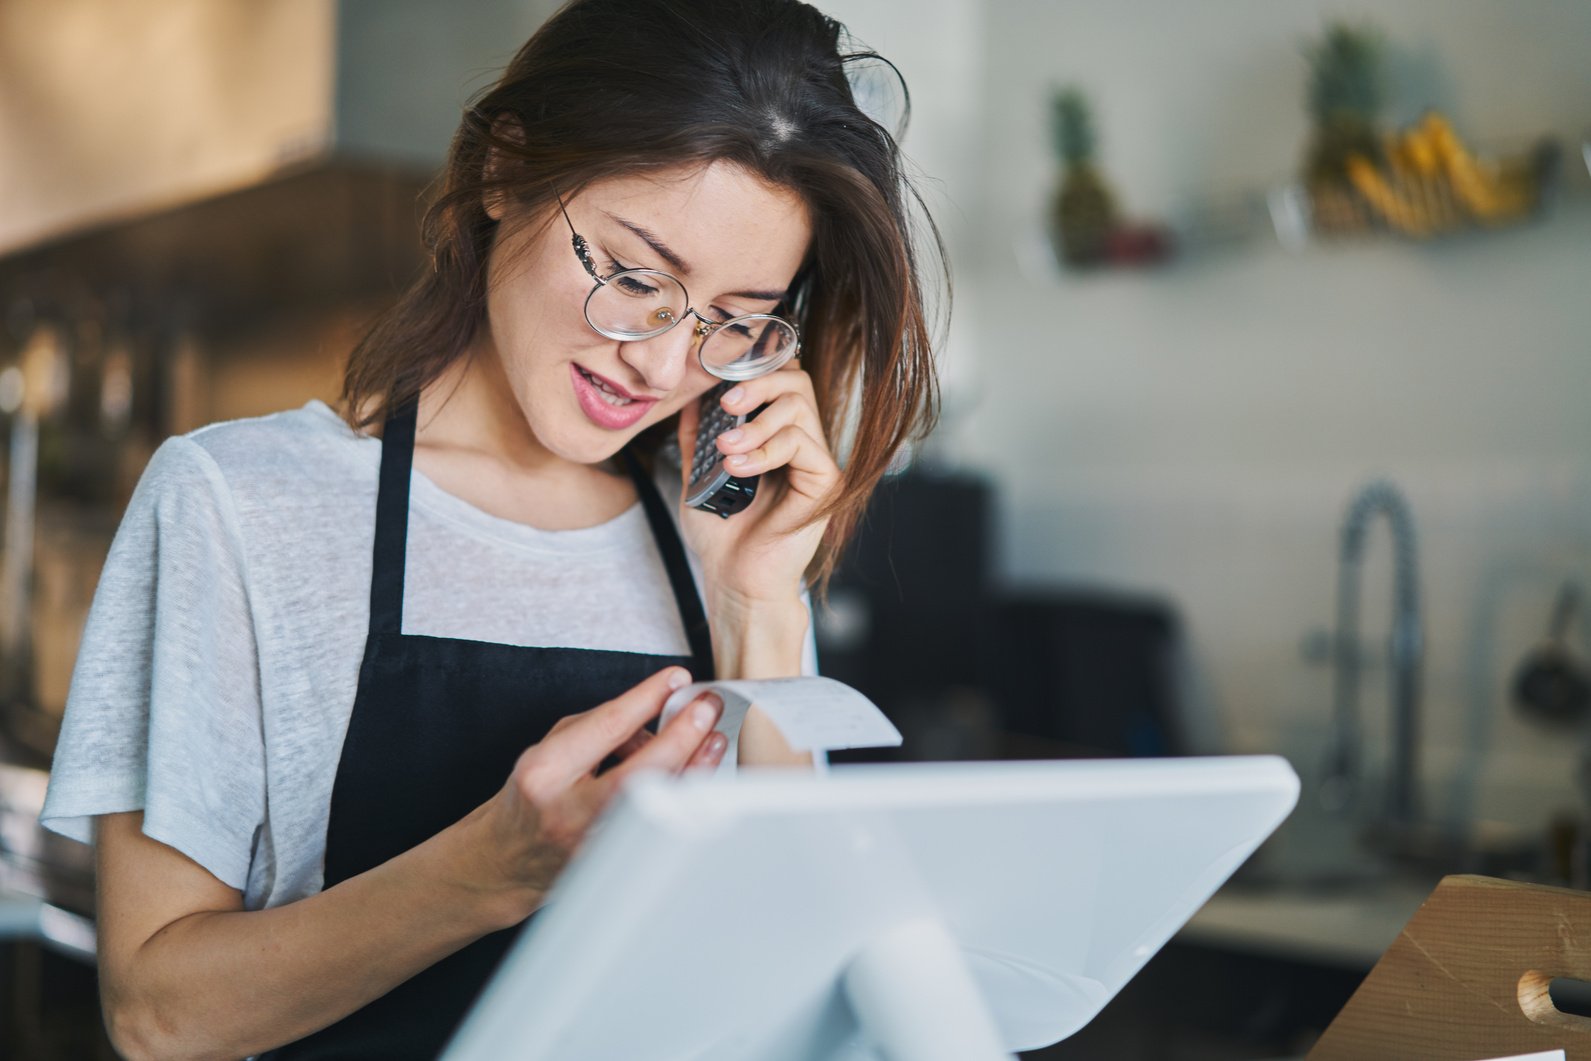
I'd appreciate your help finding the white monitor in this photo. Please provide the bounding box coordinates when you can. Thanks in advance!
[444,756,1299,1061]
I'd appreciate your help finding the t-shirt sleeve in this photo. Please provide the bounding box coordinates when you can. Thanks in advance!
[40,435,265,891]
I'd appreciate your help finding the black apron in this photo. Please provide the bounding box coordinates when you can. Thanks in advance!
[263,403,714,1059]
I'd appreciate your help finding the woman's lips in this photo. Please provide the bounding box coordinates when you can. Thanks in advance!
[570,364,656,430]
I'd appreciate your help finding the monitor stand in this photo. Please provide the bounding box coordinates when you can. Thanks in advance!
[842,917,1011,1061]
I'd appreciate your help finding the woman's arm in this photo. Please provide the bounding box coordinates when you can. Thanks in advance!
[682,367,840,768]
[710,595,815,766]
[96,667,724,1061]
[97,802,523,1061]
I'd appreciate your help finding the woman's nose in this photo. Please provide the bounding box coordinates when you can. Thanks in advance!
[617,318,701,393]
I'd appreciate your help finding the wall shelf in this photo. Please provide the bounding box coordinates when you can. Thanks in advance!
[1020,136,1591,280]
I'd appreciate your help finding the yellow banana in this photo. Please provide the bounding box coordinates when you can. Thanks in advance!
[1402,126,1439,178]
[1346,154,1434,238]
[1423,112,1530,223]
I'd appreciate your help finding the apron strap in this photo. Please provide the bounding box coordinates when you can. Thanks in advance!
[368,402,418,638]
[622,448,716,677]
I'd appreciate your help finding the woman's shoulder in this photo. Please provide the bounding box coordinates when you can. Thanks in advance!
[118,400,378,545]
[185,398,368,466]
[163,399,376,500]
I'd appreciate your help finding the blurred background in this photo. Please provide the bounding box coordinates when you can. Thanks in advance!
[1,1,1588,1057]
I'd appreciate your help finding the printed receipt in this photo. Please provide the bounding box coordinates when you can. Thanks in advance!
[660,676,902,753]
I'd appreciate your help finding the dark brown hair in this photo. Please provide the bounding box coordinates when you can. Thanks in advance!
[342,0,945,583]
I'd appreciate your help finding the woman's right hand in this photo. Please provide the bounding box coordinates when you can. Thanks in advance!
[94,667,722,1061]
[479,667,724,914]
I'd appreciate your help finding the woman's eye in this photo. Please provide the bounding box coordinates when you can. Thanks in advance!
[613,273,659,297]
[705,309,754,339]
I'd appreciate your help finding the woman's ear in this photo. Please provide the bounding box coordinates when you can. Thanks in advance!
[482,177,508,222]
[482,118,528,221]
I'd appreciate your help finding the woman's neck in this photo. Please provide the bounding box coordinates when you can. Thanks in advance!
[417,342,549,470]
[411,345,636,531]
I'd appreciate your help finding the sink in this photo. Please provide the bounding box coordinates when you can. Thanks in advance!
[1231,799,1548,898]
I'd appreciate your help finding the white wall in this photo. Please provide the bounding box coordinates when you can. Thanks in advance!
[892,0,1591,831]
[815,0,988,414]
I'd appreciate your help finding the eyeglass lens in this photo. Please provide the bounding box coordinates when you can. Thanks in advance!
[584,270,797,378]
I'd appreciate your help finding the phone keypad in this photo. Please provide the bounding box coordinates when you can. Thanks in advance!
[685,383,758,517]
[690,396,742,483]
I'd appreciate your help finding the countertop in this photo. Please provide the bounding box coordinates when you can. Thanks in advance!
[1178,876,1440,969]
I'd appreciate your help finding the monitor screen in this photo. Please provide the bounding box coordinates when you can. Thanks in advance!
[445,756,1299,1060]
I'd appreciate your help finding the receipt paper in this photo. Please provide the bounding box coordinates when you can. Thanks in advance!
[660,676,902,753]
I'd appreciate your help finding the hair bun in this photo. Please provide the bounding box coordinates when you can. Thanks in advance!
[842,50,910,140]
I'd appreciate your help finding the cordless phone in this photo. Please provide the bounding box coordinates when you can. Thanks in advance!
[684,381,759,518]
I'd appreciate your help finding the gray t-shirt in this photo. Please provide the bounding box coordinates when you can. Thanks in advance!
[41,399,812,911]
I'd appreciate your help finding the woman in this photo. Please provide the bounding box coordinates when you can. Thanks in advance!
[40,0,941,1057]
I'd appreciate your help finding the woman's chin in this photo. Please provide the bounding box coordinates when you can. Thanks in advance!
[539,417,648,467]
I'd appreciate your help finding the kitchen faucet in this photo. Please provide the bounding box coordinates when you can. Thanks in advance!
[1321,479,1424,830]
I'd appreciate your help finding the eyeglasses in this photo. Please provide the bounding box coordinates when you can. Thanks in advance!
[555,192,800,382]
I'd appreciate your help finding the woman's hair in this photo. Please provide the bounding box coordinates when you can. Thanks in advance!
[342,0,945,584]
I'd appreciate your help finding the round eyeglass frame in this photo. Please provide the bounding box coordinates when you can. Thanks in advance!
[580,281,797,382]
[555,192,801,382]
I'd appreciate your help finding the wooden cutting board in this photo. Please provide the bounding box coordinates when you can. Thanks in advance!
[1310,874,1591,1060]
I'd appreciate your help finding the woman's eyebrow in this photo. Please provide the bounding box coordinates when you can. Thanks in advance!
[604,212,691,274]
[603,211,788,303]
[726,286,789,302]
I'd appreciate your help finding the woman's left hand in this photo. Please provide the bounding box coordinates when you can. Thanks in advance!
[676,363,838,610]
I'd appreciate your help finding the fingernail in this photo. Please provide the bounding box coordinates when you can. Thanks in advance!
[691,700,718,731]
[707,734,727,759]
[726,453,748,468]
[667,669,691,690]
[723,386,745,406]
[720,428,743,444]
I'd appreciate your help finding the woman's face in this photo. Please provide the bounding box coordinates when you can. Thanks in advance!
[480,160,813,465]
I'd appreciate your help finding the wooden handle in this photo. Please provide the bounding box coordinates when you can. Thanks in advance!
[1310,874,1591,1059]
[1521,970,1591,1035]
